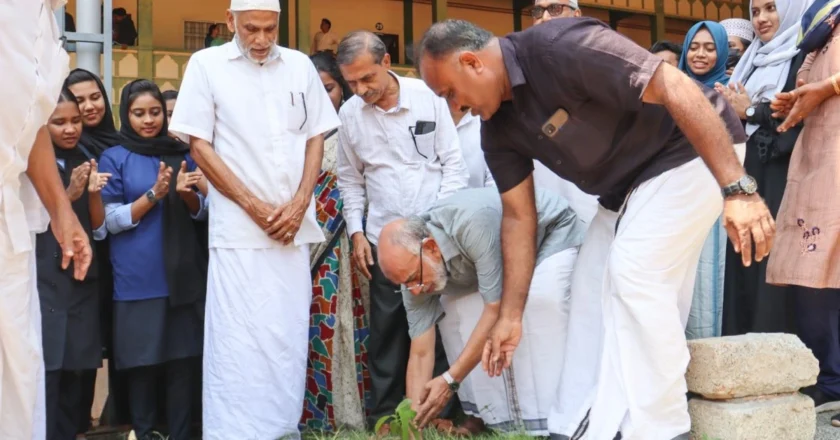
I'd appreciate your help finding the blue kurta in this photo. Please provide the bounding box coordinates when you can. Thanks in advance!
[99,145,206,302]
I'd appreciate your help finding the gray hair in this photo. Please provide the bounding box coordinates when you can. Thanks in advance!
[416,20,494,65]
[336,31,387,66]
[387,216,430,257]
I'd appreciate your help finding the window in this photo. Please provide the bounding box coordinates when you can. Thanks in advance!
[183,20,233,51]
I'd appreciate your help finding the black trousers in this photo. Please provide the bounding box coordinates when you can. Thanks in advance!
[75,369,96,434]
[367,245,454,427]
[127,358,195,440]
[795,286,840,398]
[46,370,90,440]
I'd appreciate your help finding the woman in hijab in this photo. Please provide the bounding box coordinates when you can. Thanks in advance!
[39,88,110,440]
[717,0,810,337]
[65,69,122,157]
[300,51,371,432]
[767,0,840,421]
[680,21,732,87]
[98,79,208,440]
[678,20,733,340]
[64,67,122,433]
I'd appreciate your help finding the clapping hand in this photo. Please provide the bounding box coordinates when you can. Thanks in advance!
[86,159,111,194]
[773,78,834,133]
[151,162,173,201]
[715,81,751,119]
[175,161,202,195]
[66,161,92,202]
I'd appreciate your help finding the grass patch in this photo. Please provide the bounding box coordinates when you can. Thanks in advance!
[303,430,535,439]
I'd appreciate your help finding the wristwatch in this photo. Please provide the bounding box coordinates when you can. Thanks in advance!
[745,106,756,119]
[145,189,157,203]
[442,371,460,393]
[722,175,758,198]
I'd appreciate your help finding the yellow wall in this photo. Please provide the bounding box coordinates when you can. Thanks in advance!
[64,0,740,54]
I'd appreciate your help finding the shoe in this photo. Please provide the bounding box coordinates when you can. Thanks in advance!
[832,413,840,428]
[801,386,840,413]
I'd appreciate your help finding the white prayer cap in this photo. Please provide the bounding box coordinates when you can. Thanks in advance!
[720,18,755,42]
[534,0,579,8]
[230,0,281,13]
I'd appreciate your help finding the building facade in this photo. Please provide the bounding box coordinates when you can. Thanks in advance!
[62,0,749,109]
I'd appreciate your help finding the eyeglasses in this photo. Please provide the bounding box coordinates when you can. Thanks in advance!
[530,3,575,19]
[395,238,426,294]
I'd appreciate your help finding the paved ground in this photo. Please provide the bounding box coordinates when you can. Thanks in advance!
[816,411,839,440]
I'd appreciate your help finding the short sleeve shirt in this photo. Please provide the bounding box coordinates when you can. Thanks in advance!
[402,187,585,338]
[483,18,747,211]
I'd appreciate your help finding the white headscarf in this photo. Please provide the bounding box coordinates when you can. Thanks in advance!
[730,0,813,136]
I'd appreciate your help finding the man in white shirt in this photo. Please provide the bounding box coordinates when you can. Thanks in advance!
[312,18,339,54]
[169,0,339,438]
[335,31,469,426]
[1,1,93,439]
[450,106,493,189]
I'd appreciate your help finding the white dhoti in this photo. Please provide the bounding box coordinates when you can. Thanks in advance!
[0,228,46,440]
[203,243,311,440]
[438,248,578,436]
[551,155,727,440]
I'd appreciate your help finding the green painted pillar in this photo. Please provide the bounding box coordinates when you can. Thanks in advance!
[650,0,666,44]
[137,0,154,79]
[432,0,446,23]
[296,0,311,53]
[404,0,414,64]
[280,0,290,48]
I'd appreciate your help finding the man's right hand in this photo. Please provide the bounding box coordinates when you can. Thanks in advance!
[481,316,522,378]
[351,232,374,279]
[247,198,278,232]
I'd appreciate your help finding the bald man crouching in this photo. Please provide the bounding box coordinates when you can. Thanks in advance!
[377,188,584,434]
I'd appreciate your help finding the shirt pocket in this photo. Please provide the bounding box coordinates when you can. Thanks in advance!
[284,90,309,135]
[406,131,436,164]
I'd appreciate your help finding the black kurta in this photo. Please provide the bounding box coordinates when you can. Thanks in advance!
[36,161,102,372]
[722,52,807,336]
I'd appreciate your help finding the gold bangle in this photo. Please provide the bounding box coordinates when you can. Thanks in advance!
[832,73,840,96]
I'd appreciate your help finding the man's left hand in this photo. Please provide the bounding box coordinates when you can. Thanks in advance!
[723,194,775,267]
[265,195,306,245]
[414,376,452,429]
[51,206,92,280]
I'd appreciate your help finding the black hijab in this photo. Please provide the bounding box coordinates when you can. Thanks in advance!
[65,68,123,157]
[119,79,205,307]
[52,89,99,277]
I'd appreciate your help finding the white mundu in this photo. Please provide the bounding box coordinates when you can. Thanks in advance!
[169,3,340,437]
[0,1,69,439]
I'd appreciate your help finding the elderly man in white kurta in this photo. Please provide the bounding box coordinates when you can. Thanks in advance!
[169,0,340,437]
[1,1,93,439]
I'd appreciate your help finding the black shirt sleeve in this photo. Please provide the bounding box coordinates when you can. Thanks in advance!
[481,113,534,194]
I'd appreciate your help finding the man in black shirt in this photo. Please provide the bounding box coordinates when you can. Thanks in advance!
[416,18,770,440]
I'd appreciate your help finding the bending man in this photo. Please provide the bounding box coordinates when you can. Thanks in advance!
[416,18,764,440]
[377,188,584,434]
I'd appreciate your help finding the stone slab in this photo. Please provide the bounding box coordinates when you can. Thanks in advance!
[689,393,815,440]
[686,333,818,399]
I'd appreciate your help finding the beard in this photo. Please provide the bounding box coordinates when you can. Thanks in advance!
[425,255,449,293]
[234,34,268,64]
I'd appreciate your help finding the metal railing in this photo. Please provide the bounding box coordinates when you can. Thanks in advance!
[54,0,114,101]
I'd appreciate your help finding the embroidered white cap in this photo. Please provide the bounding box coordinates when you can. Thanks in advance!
[534,0,579,8]
[720,18,755,42]
[230,0,281,12]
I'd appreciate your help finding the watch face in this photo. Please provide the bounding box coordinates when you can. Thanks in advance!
[450,382,460,393]
[746,107,755,117]
[740,175,758,194]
